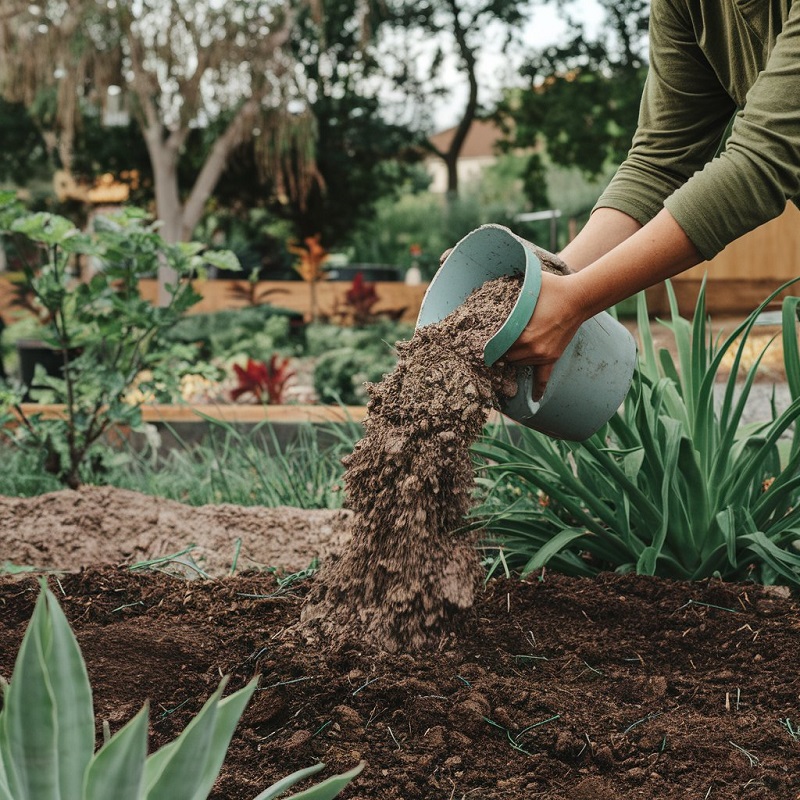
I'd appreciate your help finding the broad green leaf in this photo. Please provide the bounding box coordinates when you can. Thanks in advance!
[202,249,242,273]
[2,588,59,800]
[83,704,149,800]
[743,531,800,586]
[12,212,78,245]
[44,586,95,798]
[519,528,588,577]
[189,679,258,800]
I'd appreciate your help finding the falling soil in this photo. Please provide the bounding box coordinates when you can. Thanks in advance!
[303,243,571,652]
[301,276,518,652]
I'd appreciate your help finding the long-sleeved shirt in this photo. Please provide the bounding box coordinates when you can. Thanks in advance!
[595,0,800,260]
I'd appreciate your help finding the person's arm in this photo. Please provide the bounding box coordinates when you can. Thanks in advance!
[505,208,702,399]
[558,208,643,270]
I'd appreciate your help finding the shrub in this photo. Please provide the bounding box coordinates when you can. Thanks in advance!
[160,305,303,362]
[0,582,364,800]
[474,281,800,587]
[307,321,411,406]
[0,195,239,488]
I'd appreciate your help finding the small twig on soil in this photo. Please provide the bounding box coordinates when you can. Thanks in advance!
[622,709,664,735]
[387,725,402,751]
[677,599,740,614]
[260,675,318,690]
[112,601,145,613]
[729,741,760,767]
[352,676,382,696]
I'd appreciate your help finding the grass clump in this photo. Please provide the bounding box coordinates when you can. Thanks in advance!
[474,280,800,587]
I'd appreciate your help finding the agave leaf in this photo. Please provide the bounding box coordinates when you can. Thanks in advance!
[145,677,258,800]
[254,761,365,800]
[519,528,588,577]
[190,678,258,800]
[43,585,95,799]
[252,763,326,800]
[82,704,149,800]
[1,588,59,800]
[0,735,13,800]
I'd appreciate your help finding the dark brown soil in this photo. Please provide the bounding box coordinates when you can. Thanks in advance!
[1,565,798,799]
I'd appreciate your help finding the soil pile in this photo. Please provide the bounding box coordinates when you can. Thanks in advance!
[303,244,571,652]
[0,486,351,575]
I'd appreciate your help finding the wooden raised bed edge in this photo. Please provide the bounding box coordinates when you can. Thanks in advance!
[14,403,369,425]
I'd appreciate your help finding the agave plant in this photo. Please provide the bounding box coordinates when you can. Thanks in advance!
[474,279,800,586]
[0,583,363,800]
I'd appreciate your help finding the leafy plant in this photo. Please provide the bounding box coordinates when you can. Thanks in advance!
[0,193,239,488]
[160,305,303,362]
[330,272,407,327]
[289,234,329,323]
[474,280,800,587]
[231,355,296,404]
[227,266,292,307]
[0,582,364,800]
[307,320,410,406]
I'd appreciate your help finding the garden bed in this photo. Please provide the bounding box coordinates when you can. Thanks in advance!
[1,485,799,799]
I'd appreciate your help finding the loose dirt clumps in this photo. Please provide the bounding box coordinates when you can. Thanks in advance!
[302,244,571,652]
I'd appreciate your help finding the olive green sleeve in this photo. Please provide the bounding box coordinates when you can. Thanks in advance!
[595,0,736,236]
[663,1,800,258]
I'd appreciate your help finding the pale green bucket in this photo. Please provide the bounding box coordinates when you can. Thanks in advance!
[416,224,637,440]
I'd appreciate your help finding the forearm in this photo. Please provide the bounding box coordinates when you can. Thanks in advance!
[571,208,703,318]
[559,208,643,270]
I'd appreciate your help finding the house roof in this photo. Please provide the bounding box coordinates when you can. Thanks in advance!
[428,119,505,159]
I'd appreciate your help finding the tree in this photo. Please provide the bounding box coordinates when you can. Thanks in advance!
[0,98,48,185]
[0,1,308,250]
[382,0,535,199]
[269,0,424,246]
[495,0,649,204]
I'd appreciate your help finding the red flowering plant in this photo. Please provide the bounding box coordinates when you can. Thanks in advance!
[333,272,407,326]
[230,355,295,404]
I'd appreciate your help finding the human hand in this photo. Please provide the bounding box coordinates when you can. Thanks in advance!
[502,272,587,401]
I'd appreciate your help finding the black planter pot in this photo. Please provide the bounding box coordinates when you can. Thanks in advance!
[16,339,79,401]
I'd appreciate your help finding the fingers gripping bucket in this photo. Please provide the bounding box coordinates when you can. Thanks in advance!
[415,224,637,440]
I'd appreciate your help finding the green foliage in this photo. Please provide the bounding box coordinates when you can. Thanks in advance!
[307,321,411,405]
[0,193,237,488]
[112,417,358,510]
[271,0,424,245]
[160,305,302,362]
[0,583,364,800]
[0,98,49,185]
[345,181,525,279]
[474,281,800,587]
[496,0,648,182]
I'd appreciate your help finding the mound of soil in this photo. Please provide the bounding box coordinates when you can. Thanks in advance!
[0,547,798,799]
